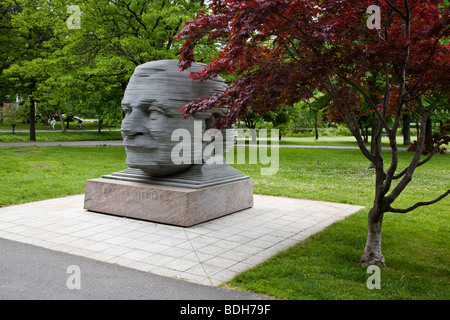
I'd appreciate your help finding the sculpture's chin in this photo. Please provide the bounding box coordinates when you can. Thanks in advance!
[127,161,192,177]
[139,164,192,177]
[125,149,193,177]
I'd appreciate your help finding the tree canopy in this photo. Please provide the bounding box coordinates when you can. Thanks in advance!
[176,0,450,266]
[0,0,210,133]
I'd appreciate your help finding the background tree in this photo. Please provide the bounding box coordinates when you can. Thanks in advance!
[0,0,20,76]
[1,0,66,140]
[305,93,329,140]
[1,100,26,133]
[1,0,210,137]
[42,0,209,132]
[176,0,450,266]
[263,109,289,140]
[239,109,262,143]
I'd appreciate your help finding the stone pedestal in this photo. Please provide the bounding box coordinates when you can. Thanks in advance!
[84,178,253,227]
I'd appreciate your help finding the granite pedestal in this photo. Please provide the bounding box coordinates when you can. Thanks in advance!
[84,166,254,227]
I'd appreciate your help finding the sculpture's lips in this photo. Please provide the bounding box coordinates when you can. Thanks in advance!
[124,145,158,151]
[123,135,159,149]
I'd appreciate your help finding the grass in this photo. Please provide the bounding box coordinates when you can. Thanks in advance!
[0,145,448,299]
[0,147,127,206]
[0,131,123,143]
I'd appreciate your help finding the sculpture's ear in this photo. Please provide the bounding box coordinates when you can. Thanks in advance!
[202,113,234,158]
[204,114,216,130]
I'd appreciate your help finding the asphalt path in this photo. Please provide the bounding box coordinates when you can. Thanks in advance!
[0,140,411,151]
[0,128,414,151]
[0,140,124,148]
[0,237,269,300]
[0,129,414,151]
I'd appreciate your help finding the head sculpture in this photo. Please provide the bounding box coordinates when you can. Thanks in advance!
[121,60,228,177]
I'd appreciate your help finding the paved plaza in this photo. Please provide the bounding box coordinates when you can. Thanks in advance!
[0,194,363,287]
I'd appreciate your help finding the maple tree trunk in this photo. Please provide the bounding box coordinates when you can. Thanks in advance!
[425,117,432,139]
[360,207,385,266]
[369,117,383,169]
[361,160,387,266]
[370,118,382,154]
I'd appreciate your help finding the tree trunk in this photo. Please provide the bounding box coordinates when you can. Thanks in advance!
[360,207,386,266]
[402,114,411,145]
[370,118,382,154]
[425,117,432,138]
[58,111,66,132]
[98,119,103,133]
[250,128,257,144]
[369,117,382,169]
[29,98,36,142]
[361,125,369,143]
[314,115,319,140]
[416,121,420,140]
[368,75,381,165]
[358,120,368,143]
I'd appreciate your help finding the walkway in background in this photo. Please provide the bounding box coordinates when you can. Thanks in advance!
[0,140,412,151]
[0,140,124,148]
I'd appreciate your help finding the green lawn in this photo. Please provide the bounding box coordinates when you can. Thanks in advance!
[0,131,123,143]
[0,146,448,299]
[0,147,128,206]
[227,147,449,299]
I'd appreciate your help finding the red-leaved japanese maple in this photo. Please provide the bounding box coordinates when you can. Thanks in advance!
[176,0,449,266]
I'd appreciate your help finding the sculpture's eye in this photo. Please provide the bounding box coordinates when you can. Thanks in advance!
[122,103,132,116]
[148,107,165,120]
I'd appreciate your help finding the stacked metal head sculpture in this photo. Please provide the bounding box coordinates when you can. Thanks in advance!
[120,60,228,177]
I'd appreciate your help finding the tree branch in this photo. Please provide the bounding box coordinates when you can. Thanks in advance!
[385,107,429,205]
[324,79,376,163]
[84,71,128,82]
[393,136,450,179]
[406,27,450,97]
[276,35,300,61]
[384,0,407,19]
[388,190,450,214]
[404,67,450,103]
[122,0,148,31]
[338,75,392,133]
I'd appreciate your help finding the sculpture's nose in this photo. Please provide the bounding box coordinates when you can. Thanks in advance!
[121,122,142,136]
[121,109,147,136]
